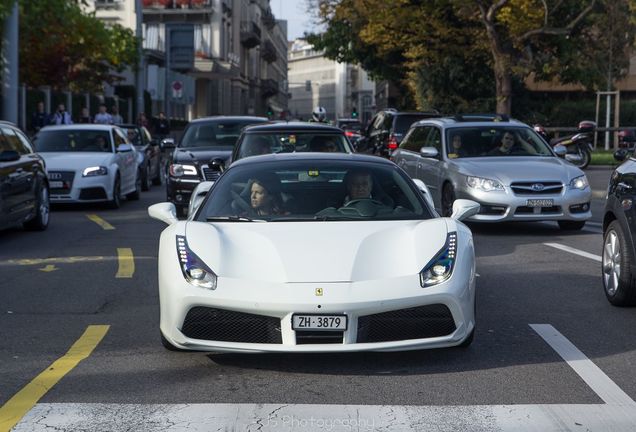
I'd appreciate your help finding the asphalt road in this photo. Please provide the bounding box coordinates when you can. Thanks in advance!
[2,166,636,431]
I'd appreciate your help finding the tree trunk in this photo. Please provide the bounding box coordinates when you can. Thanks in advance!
[494,59,512,115]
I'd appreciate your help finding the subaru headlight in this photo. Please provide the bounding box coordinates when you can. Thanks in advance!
[569,175,589,190]
[420,232,457,287]
[169,164,198,177]
[176,236,217,290]
[82,166,108,177]
[466,176,504,192]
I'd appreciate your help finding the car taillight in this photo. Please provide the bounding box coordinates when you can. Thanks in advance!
[345,131,355,137]
[388,134,399,150]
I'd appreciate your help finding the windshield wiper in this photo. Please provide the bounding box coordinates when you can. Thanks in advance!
[313,215,360,221]
[206,216,265,222]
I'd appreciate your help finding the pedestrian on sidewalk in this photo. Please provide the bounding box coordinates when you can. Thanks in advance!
[50,104,73,125]
[94,104,113,125]
[154,111,171,139]
[111,105,124,125]
[78,107,93,124]
[30,101,49,134]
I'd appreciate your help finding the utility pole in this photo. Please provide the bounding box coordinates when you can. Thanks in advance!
[135,0,145,119]
[2,1,18,123]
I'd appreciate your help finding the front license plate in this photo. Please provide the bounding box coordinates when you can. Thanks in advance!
[292,314,347,331]
[527,199,553,207]
[49,181,64,189]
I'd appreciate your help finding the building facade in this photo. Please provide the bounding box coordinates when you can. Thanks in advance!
[89,0,288,121]
[288,39,375,124]
[141,0,288,120]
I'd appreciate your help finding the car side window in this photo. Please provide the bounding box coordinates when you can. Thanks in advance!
[14,129,34,154]
[425,127,442,154]
[400,127,427,153]
[0,130,10,153]
[1,127,29,155]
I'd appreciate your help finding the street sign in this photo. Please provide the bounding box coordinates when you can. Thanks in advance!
[172,81,183,99]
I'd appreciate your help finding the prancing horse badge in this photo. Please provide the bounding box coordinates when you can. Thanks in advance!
[315,288,323,296]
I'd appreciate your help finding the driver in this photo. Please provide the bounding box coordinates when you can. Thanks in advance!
[343,170,373,204]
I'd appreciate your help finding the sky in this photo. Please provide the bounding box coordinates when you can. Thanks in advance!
[274,0,318,41]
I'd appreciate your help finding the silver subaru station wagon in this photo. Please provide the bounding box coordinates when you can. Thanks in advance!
[391,115,592,230]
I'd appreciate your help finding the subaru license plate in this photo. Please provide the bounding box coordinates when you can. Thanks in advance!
[527,199,553,207]
[292,314,347,331]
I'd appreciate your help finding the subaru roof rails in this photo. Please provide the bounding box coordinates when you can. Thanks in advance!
[453,113,510,122]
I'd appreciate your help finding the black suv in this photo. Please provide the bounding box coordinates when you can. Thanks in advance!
[165,116,267,215]
[0,121,49,231]
[358,109,440,157]
[602,152,636,306]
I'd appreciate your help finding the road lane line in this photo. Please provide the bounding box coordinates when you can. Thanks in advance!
[116,248,135,278]
[543,242,601,262]
[0,325,109,432]
[530,324,635,406]
[86,214,115,230]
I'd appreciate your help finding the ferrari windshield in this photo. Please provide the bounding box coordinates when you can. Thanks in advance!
[236,132,350,160]
[197,159,433,221]
[34,130,113,153]
[445,126,553,158]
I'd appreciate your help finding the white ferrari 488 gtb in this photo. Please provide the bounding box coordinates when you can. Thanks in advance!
[149,153,479,353]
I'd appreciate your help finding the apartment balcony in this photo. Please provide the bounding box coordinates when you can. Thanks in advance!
[261,78,278,98]
[261,7,276,30]
[95,0,124,10]
[143,0,213,23]
[261,40,277,63]
[240,20,261,49]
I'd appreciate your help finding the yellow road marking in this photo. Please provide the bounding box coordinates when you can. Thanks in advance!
[116,248,135,278]
[0,325,109,432]
[38,264,58,272]
[86,214,115,230]
[2,256,107,266]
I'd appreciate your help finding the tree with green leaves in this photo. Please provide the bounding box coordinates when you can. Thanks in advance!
[307,0,636,115]
[19,0,139,92]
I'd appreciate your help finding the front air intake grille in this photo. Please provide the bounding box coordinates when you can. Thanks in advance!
[511,182,562,195]
[356,304,456,343]
[296,331,344,345]
[182,307,282,344]
[79,187,107,200]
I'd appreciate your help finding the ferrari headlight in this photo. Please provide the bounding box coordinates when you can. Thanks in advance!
[176,236,217,290]
[169,164,197,177]
[569,175,589,190]
[466,176,504,192]
[82,166,108,177]
[420,232,457,287]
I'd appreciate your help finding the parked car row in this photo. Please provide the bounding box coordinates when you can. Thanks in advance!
[0,122,170,233]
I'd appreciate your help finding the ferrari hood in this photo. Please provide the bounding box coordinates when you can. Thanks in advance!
[40,152,112,170]
[452,156,583,184]
[185,219,449,283]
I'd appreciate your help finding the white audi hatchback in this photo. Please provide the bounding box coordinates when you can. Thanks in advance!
[34,125,141,208]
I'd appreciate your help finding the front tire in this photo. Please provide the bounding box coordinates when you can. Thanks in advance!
[558,220,586,230]
[603,220,636,306]
[441,183,455,217]
[107,176,121,209]
[24,181,50,231]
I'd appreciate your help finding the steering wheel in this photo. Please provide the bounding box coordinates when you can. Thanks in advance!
[344,199,385,207]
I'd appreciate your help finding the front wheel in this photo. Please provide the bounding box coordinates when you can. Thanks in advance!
[603,220,636,306]
[107,176,121,209]
[141,164,150,191]
[24,181,50,231]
